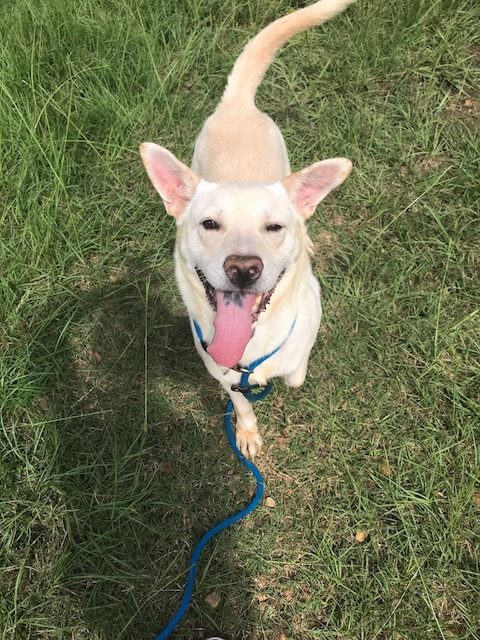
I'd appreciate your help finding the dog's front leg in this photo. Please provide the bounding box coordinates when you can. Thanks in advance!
[225,386,262,459]
[284,357,309,388]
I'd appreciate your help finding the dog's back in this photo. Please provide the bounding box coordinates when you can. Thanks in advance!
[192,0,355,182]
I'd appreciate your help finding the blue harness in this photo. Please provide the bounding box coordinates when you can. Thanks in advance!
[192,318,295,392]
[154,318,295,640]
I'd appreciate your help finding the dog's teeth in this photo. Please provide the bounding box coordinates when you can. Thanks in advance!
[251,294,262,314]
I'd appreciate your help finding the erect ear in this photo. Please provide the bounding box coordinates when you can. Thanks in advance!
[140,142,200,218]
[282,158,352,219]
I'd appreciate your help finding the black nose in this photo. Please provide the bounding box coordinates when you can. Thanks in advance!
[223,255,263,288]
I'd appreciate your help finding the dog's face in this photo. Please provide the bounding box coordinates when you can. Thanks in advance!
[177,180,301,296]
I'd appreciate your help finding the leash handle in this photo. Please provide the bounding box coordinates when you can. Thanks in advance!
[154,394,267,640]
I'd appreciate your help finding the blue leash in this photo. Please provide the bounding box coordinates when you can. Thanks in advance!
[154,386,270,640]
[154,319,296,640]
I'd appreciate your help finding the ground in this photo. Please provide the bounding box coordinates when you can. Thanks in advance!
[0,0,479,639]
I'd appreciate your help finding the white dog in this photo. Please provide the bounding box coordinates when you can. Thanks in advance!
[141,0,354,457]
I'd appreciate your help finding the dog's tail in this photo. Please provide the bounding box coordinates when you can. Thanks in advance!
[221,0,355,106]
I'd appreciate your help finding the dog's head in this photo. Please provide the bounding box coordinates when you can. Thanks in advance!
[140,143,351,366]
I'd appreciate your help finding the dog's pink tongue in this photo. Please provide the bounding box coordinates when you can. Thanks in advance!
[207,291,256,368]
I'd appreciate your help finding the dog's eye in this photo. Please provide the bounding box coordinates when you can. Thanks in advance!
[266,223,284,232]
[201,219,220,230]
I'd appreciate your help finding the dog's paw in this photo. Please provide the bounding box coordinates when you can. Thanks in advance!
[248,367,269,388]
[249,373,267,388]
[236,426,263,459]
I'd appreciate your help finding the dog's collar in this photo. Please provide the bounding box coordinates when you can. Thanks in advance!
[191,317,296,394]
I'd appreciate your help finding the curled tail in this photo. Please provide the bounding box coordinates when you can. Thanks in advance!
[222,0,355,105]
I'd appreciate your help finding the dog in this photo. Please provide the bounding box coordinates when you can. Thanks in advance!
[140,0,354,458]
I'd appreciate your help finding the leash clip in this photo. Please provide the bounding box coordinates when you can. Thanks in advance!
[230,383,253,394]
[231,363,254,393]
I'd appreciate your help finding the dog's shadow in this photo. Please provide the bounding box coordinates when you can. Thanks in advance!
[46,258,260,639]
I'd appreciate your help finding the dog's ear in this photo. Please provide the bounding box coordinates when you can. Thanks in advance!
[140,143,200,218]
[282,158,352,219]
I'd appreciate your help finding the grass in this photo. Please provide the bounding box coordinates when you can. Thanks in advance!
[0,0,479,638]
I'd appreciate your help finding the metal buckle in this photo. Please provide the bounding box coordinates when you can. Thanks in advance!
[231,364,252,374]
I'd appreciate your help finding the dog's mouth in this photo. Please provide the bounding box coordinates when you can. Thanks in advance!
[195,268,283,368]
[195,268,276,320]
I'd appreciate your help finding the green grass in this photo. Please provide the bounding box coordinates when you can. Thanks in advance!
[1,0,479,638]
